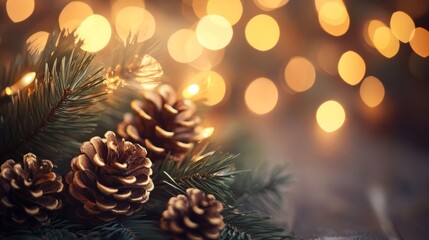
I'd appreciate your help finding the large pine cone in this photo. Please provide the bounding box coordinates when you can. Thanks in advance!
[117,84,202,162]
[65,131,154,223]
[160,188,224,240]
[0,153,63,226]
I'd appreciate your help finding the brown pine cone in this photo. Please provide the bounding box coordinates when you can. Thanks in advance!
[0,153,63,226]
[65,131,154,223]
[117,84,202,162]
[160,188,224,240]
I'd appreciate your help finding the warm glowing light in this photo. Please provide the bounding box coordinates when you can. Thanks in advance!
[196,15,233,50]
[26,31,49,53]
[201,127,215,138]
[207,0,242,25]
[365,20,386,47]
[245,77,278,115]
[316,100,345,133]
[359,76,385,108]
[254,0,289,11]
[6,0,34,23]
[111,0,144,16]
[115,7,155,43]
[183,84,201,98]
[59,1,93,31]
[314,0,343,12]
[168,29,203,63]
[189,48,225,70]
[317,1,349,36]
[410,27,429,58]
[284,57,316,92]
[390,11,415,43]
[245,14,280,51]
[373,26,400,58]
[192,0,209,18]
[75,15,112,53]
[5,87,13,96]
[1,72,36,97]
[338,51,366,85]
[185,71,227,106]
[23,72,36,84]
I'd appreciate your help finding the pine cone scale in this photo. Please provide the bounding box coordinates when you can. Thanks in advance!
[66,131,154,223]
[118,84,203,162]
[161,188,225,240]
[0,153,63,226]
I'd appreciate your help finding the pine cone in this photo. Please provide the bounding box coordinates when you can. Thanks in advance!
[0,153,63,226]
[160,188,224,240]
[65,131,154,223]
[117,84,202,162]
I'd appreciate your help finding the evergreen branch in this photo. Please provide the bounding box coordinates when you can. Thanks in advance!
[0,51,107,164]
[93,35,163,135]
[151,151,240,205]
[221,209,295,240]
[232,164,291,214]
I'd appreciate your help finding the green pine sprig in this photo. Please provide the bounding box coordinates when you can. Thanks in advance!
[221,209,295,240]
[0,50,106,164]
[151,151,241,206]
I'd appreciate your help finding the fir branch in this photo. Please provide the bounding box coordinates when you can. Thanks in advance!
[0,51,106,164]
[151,151,240,205]
[221,209,295,240]
[232,164,291,214]
[93,36,163,135]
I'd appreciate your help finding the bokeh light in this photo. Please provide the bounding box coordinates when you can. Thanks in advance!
[168,29,203,63]
[59,1,93,32]
[284,57,316,92]
[338,51,366,85]
[390,11,415,43]
[206,0,242,25]
[26,31,49,53]
[410,27,429,58]
[6,0,34,23]
[192,0,208,18]
[115,7,155,43]
[111,0,144,16]
[365,20,386,47]
[75,14,112,53]
[359,76,385,108]
[316,100,346,133]
[196,15,233,50]
[254,0,289,11]
[373,26,400,58]
[245,77,278,115]
[186,71,227,106]
[317,0,350,36]
[245,14,280,51]
[189,48,225,70]
[183,84,200,98]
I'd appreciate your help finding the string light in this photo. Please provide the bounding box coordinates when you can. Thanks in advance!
[183,84,201,98]
[1,72,36,97]
[201,127,215,139]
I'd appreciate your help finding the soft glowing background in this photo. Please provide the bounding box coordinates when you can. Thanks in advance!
[1,0,429,238]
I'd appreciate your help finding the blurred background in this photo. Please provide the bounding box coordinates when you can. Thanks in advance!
[1,0,429,239]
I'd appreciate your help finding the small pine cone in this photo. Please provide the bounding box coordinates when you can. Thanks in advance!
[160,188,224,240]
[117,84,202,162]
[65,131,154,223]
[0,153,63,226]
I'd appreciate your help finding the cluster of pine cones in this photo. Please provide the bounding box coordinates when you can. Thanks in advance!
[0,85,224,239]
